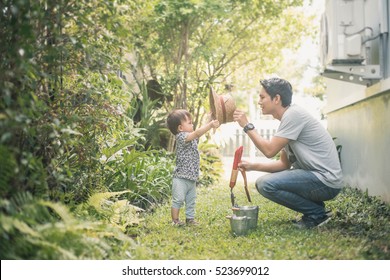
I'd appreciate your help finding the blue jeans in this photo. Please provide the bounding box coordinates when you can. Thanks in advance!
[172,177,197,219]
[256,169,341,219]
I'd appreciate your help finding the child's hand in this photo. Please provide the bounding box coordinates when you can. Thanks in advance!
[206,112,214,123]
[211,119,220,128]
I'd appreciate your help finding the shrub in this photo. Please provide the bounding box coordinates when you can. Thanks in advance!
[198,142,223,187]
[0,192,135,260]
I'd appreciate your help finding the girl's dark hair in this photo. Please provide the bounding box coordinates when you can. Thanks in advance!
[260,77,292,107]
[167,109,191,135]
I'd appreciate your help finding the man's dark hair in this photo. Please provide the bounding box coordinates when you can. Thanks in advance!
[260,77,292,107]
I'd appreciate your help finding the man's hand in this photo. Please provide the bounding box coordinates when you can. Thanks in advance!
[233,109,249,128]
[238,160,252,172]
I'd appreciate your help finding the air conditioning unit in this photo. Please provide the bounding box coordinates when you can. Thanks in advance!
[320,0,382,85]
[320,0,366,66]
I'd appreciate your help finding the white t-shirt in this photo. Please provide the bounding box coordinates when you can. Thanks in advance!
[275,104,343,188]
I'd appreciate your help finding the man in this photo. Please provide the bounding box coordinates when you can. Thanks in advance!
[233,77,343,229]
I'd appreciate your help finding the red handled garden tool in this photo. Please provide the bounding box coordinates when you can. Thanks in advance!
[229,146,252,207]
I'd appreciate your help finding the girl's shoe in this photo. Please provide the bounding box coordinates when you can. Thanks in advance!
[186,219,200,226]
[172,219,185,226]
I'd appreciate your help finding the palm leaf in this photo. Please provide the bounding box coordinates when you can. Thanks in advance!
[102,139,138,160]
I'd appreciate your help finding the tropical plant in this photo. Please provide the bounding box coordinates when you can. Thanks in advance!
[101,136,175,210]
[127,82,171,150]
[0,192,135,259]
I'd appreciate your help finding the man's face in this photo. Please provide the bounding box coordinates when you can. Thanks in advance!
[258,88,273,115]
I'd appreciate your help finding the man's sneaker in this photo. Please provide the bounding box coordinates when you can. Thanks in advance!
[171,220,185,227]
[294,213,332,229]
[292,210,332,224]
[186,219,200,226]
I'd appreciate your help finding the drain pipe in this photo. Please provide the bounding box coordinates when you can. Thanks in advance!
[379,0,389,78]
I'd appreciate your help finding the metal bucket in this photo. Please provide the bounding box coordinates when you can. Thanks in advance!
[226,215,251,236]
[232,205,259,230]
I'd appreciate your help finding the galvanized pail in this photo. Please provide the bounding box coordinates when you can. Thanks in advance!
[226,215,251,236]
[232,205,259,230]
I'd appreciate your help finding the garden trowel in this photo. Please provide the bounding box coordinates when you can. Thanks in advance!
[229,146,251,206]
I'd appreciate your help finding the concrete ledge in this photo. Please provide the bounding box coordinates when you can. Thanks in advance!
[324,77,390,114]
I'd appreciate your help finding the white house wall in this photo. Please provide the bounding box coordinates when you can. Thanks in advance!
[325,77,390,202]
[321,0,390,202]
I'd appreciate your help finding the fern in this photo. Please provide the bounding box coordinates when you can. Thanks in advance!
[39,201,75,224]
[87,190,131,210]
[77,190,145,232]
[0,192,135,259]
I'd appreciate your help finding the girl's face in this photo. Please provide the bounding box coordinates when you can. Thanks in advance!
[178,116,194,133]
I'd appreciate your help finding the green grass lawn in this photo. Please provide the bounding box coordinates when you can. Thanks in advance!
[132,180,390,260]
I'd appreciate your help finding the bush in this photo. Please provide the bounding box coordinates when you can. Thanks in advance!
[102,143,175,210]
[198,142,223,187]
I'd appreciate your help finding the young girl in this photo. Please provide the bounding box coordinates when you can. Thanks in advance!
[167,109,220,226]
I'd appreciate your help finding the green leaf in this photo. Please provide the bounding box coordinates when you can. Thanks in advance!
[102,139,137,159]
